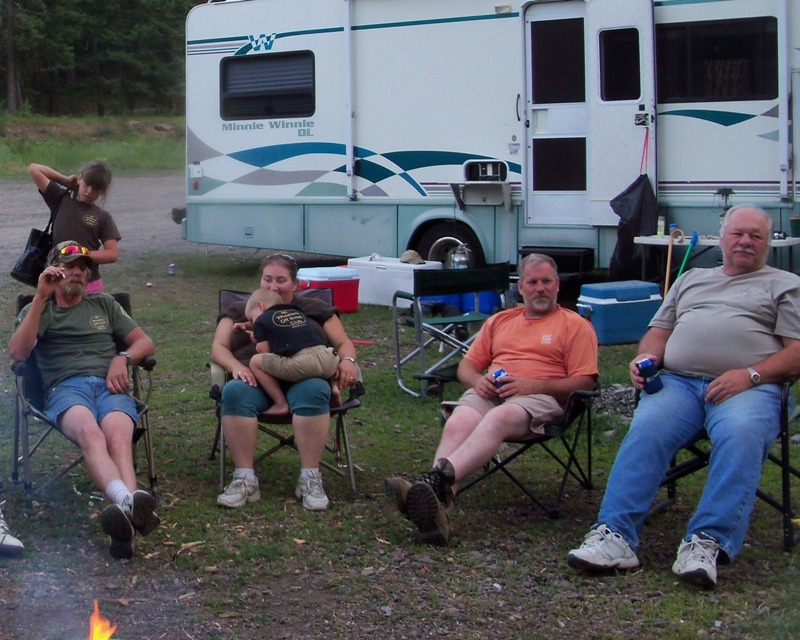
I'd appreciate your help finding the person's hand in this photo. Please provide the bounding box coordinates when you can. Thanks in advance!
[337,358,358,390]
[106,356,130,394]
[629,353,658,390]
[64,174,79,190]
[36,266,64,300]
[474,373,502,399]
[329,380,343,407]
[231,366,257,387]
[705,369,752,404]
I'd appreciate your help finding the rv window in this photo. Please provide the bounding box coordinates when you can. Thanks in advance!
[599,28,641,101]
[531,138,586,192]
[531,18,585,104]
[220,51,315,119]
[656,17,777,103]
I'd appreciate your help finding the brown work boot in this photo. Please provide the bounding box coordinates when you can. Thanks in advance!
[406,458,456,546]
[384,476,413,515]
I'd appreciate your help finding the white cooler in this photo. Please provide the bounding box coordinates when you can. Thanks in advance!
[347,256,442,307]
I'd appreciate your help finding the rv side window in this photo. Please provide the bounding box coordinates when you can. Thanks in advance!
[656,17,778,103]
[220,51,315,120]
[599,28,641,102]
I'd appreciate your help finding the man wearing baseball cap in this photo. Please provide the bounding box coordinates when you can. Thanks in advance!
[9,241,159,560]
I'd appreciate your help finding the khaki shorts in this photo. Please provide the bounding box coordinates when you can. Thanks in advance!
[441,388,563,435]
[259,345,340,382]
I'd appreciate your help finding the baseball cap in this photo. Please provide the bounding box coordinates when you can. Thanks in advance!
[400,249,425,265]
[47,241,95,268]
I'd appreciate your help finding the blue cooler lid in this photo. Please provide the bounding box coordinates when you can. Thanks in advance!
[580,280,660,302]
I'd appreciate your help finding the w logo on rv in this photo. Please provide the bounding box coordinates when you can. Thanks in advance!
[247,33,276,52]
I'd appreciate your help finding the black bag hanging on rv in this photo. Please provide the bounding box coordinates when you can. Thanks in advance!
[608,174,661,282]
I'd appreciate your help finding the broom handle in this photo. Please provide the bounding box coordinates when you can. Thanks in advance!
[663,228,685,297]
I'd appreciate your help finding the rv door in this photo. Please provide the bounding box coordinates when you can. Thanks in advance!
[524,0,655,227]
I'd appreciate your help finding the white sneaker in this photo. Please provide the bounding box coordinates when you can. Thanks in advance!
[567,524,640,571]
[672,533,719,587]
[217,477,261,508]
[295,471,330,511]
[0,510,23,556]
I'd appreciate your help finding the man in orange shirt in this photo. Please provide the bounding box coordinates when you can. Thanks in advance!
[385,253,599,545]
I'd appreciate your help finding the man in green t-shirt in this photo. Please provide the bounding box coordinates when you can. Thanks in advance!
[9,241,159,560]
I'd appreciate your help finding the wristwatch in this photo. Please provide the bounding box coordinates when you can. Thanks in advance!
[118,351,132,365]
[747,367,761,385]
[342,356,356,365]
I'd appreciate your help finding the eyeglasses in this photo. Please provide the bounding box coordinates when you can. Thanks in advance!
[58,245,91,257]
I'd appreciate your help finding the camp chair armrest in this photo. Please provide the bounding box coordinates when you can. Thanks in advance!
[140,355,157,371]
[542,384,600,438]
[11,360,27,376]
[393,290,414,303]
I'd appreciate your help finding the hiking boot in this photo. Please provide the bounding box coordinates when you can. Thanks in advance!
[384,476,413,515]
[295,470,330,511]
[101,504,134,560]
[217,477,261,508]
[567,525,640,571]
[406,483,451,546]
[126,490,160,536]
[672,533,719,588]
[405,458,456,545]
[0,509,23,557]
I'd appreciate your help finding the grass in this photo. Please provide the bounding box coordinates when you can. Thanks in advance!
[0,114,185,177]
[1,249,799,639]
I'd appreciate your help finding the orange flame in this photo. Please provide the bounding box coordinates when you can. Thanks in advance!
[88,600,116,640]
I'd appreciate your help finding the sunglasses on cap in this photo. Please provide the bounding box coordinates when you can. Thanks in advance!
[266,252,297,265]
[58,244,91,258]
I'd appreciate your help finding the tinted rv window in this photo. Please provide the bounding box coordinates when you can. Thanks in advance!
[656,17,777,102]
[220,51,315,119]
[531,138,586,191]
[599,28,641,101]
[531,18,585,104]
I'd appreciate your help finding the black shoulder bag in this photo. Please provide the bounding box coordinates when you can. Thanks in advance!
[10,188,68,287]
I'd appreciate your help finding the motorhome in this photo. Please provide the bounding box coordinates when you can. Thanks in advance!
[184,0,799,271]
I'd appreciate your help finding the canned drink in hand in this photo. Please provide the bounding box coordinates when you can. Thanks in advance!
[636,358,663,394]
[492,368,509,387]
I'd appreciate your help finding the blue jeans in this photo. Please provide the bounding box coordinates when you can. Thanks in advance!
[44,375,139,427]
[598,371,781,560]
[220,377,331,418]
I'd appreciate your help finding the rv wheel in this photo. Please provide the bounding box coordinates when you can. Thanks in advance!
[416,223,485,268]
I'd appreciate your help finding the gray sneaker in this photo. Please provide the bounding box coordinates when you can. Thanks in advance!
[567,525,640,571]
[127,490,160,536]
[672,533,719,587]
[217,477,261,508]
[295,470,330,511]
[0,509,23,557]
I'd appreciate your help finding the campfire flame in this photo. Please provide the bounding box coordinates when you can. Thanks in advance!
[88,600,116,640]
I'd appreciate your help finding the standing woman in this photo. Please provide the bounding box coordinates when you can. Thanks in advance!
[29,161,120,292]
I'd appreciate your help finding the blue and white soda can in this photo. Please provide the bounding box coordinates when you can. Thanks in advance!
[636,358,663,394]
[492,368,509,387]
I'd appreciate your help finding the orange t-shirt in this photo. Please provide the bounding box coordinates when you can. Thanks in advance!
[464,305,598,380]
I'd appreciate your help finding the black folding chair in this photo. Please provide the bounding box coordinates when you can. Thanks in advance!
[392,263,510,397]
[11,293,159,506]
[448,382,600,517]
[208,289,364,498]
[646,380,800,552]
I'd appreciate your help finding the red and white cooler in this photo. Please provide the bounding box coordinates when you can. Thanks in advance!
[297,266,360,313]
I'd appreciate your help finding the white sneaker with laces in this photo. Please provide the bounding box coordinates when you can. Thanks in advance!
[0,509,23,556]
[567,524,640,570]
[295,470,330,511]
[672,533,719,587]
[217,477,261,508]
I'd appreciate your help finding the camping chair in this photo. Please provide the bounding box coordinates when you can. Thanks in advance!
[392,263,511,398]
[646,380,800,552]
[208,289,364,498]
[11,293,159,507]
[450,382,600,517]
